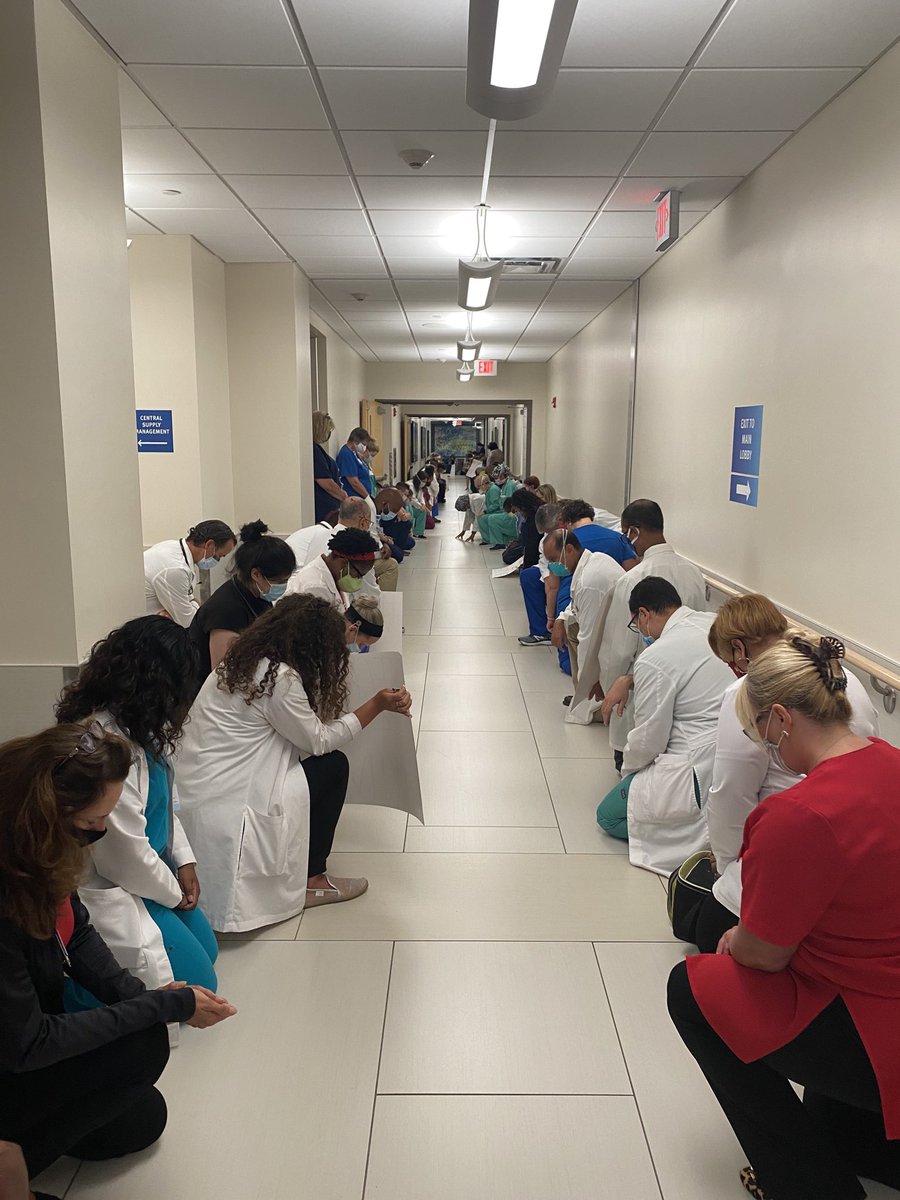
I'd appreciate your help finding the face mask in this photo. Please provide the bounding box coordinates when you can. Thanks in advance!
[761,712,790,771]
[197,556,218,571]
[637,616,655,646]
[380,509,396,522]
[347,641,360,653]
[261,579,288,603]
[338,570,364,594]
[76,826,108,846]
[548,561,571,578]
[625,527,639,547]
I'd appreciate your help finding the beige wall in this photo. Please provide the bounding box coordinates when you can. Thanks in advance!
[630,40,900,662]
[312,314,366,456]
[545,286,636,514]
[192,241,235,527]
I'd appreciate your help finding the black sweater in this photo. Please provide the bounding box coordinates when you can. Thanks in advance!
[0,893,195,1074]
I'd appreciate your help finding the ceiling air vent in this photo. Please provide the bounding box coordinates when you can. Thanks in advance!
[501,257,562,275]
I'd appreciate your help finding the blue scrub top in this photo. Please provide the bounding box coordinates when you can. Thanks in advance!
[572,524,637,566]
[336,444,363,495]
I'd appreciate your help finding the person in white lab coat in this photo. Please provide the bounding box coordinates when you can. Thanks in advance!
[285,526,377,612]
[176,594,412,932]
[595,499,707,766]
[299,497,397,595]
[143,520,236,628]
[55,617,218,993]
[596,577,734,875]
[686,594,879,952]
[544,530,624,688]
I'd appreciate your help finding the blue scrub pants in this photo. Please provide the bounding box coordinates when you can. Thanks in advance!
[555,576,572,675]
[520,566,547,637]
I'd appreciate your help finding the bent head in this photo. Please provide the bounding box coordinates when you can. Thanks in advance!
[708,593,789,678]
[620,499,664,557]
[627,576,682,645]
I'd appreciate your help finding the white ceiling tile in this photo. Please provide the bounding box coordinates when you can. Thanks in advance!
[321,68,484,130]
[358,177,482,209]
[134,207,268,236]
[586,210,705,237]
[225,175,358,208]
[125,210,163,236]
[374,349,422,361]
[300,258,387,277]
[185,129,346,174]
[563,0,726,67]
[386,259,461,277]
[489,280,556,308]
[121,128,211,174]
[525,312,600,336]
[561,257,654,278]
[540,280,633,310]
[313,280,400,309]
[196,234,289,262]
[395,280,465,308]
[699,0,900,67]
[571,236,658,259]
[297,0,468,66]
[609,176,743,210]
[659,67,859,131]
[510,340,567,353]
[509,69,681,131]
[118,73,169,127]
[130,66,326,129]
[365,339,419,353]
[343,131,486,176]
[487,178,619,210]
[508,348,558,361]
[73,0,302,64]
[379,235,464,257]
[370,209,595,237]
[254,208,368,236]
[124,174,241,209]
[503,236,581,258]
[279,235,380,258]
[492,132,642,177]
[630,131,790,176]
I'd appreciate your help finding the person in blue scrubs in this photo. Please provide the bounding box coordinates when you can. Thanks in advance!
[558,499,638,566]
[337,426,374,502]
[56,617,218,999]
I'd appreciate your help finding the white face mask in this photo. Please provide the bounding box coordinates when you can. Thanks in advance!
[761,711,790,771]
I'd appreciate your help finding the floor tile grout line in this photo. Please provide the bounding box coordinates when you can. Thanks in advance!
[360,939,397,1200]
[592,942,667,1200]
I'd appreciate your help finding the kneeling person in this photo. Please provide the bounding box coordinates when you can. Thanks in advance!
[596,578,733,874]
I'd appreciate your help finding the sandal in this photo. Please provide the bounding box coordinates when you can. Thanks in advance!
[740,1166,774,1200]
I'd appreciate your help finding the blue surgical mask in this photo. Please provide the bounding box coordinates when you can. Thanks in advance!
[197,556,218,571]
[262,579,288,603]
[640,633,655,647]
[548,561,571,578]
[381,509,396,522]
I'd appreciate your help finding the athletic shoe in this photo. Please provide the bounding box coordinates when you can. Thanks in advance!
[518,634,550,646]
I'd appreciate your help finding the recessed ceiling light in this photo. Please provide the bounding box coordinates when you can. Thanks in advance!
[162,189,182,195]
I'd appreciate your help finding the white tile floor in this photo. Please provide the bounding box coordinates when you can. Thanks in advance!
[54,482,890,1200]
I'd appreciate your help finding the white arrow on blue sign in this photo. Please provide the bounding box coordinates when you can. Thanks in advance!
[136,410,174,454]
[729,405,763,507]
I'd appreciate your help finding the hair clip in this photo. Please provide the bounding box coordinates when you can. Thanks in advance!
[791,635,848,693]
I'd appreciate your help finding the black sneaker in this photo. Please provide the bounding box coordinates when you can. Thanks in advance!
[518,634,550,646]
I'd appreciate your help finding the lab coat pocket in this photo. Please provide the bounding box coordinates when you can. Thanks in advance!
[236,807,289,878]
[78,885,145,969]
[629,753,698,826]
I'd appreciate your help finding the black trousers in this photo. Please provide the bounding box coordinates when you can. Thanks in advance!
[301,750,349,877]
[693,890,740,953]
[667,960,900,1200]
[0,1023,170,1179]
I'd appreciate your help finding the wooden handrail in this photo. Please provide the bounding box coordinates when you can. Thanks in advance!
[702,571,900,713]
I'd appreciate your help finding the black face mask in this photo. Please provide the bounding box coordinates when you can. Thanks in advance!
[76,827,107,846]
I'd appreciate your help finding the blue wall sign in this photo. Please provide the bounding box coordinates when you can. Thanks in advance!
[730,404,763,507]
[136,410,174,453]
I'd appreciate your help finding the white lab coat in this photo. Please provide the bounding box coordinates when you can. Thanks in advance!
[589,506,622,531]
[598,543,707,751]
[79,713,196,988]
[560,550,624,652]
[709,669,879,914]
[176,661,360,932]
[621,608,735,875]
[286,521,332,568]
[143,538,199,627]
[285,554,346,611]
[301,523,382,598]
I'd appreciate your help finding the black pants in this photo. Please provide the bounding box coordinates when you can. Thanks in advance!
[693,890,740,953]
[667,960,900,1200]
[0,1023,169,1179]
[301,750,349,877]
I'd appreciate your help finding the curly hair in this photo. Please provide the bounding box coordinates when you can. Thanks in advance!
[217,594,350,721]
[56,616,199,757]
[0,724,133,938]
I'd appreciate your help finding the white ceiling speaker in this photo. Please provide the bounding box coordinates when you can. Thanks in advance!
[398,148,435,170]
[466,0,580,122]
[458,204,502,312]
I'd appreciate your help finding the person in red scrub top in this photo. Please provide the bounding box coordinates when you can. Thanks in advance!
[667,633,900,1200]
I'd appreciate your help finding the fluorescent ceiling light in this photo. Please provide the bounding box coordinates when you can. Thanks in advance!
[467,0,579,121]
[458,258,502,311]
[458,338,482,362]
[457,368,473,382]
[491,0,555,89]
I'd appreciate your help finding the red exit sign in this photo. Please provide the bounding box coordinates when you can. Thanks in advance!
[654,189,680,251]
[475,359,497,376]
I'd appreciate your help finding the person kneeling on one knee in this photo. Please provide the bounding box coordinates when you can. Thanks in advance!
[0,725,235,1193]
[175,594,412,931]
[595,577,733,874]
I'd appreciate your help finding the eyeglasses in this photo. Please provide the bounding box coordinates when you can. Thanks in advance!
[55,720,105,771]
[627,615,639,632]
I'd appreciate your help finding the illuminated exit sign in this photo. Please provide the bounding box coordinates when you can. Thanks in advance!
[476,359,497,376]
[655,189,680,251]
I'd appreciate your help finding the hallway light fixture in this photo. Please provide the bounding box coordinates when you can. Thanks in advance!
[458,204,502,312]
[466,0,580,121]
[457,366,473,382]
[457,313,483,363]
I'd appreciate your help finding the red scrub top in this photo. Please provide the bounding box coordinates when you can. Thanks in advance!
[688,738,900,1136]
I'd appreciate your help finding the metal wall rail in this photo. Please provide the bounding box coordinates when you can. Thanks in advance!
[703,570,899,714]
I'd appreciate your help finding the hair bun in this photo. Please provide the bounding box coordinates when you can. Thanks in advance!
[239,519,269,543]
[791,634,848,693]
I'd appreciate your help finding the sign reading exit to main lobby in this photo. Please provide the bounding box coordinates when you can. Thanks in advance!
[730,405,763,507]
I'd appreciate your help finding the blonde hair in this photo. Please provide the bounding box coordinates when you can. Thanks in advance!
[348,592,384,632]
[735,628,851,735]
[708,594,788,662]
[366,439,380,454]
[312,411,335,444]
[536,483,558,504]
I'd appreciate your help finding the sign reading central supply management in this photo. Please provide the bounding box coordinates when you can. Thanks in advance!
[136,409,174,453]
[730,405,763,507]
